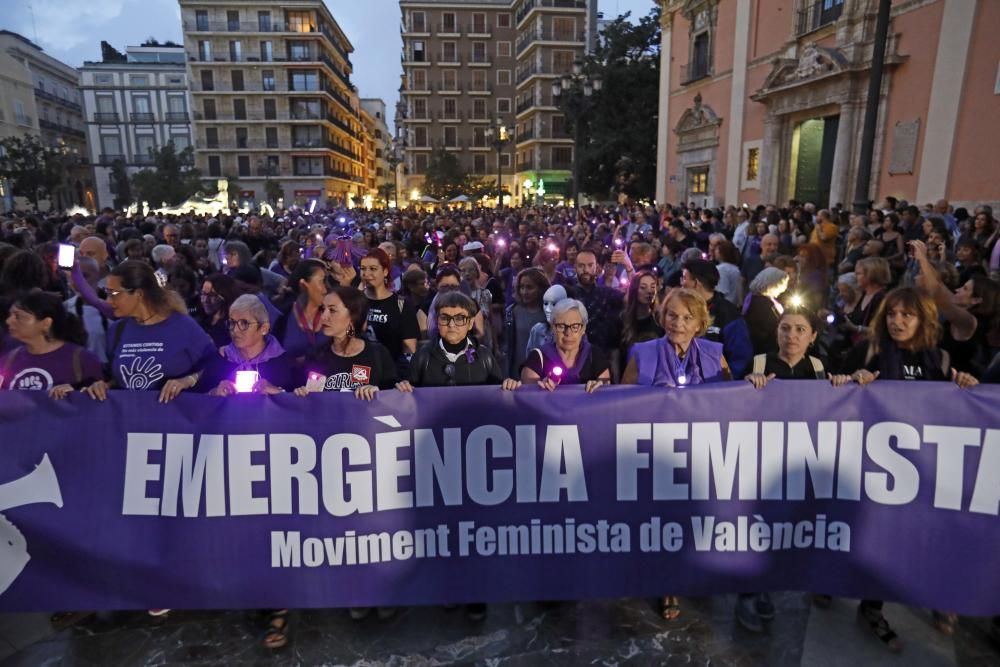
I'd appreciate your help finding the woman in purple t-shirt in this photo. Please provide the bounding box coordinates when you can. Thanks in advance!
[83,261,214,404]
[0,291,102,398]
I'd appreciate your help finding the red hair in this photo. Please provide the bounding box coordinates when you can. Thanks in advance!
[362,248,393,286]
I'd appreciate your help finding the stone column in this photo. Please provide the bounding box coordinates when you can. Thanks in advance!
[759,116,783,205]
[724,0,751,206]
[828,101,856,208]
[655,7,673,205]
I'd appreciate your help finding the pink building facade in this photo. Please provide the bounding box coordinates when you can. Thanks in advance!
[654,0,1000,210]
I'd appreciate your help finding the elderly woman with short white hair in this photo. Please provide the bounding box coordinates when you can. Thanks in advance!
[520,299,611,393]
[742,266,791,355]
[198,294,296,396]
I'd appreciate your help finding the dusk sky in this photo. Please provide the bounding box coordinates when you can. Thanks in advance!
[1,0,657,130]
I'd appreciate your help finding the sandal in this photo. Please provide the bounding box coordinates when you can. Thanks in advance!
[859,606,902,653]
[932,610,958,635]
[263,609,290,650]
[659,596,681,621]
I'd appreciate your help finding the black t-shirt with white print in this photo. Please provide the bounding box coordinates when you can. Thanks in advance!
[304,339,398,391]
[365,294,420,361]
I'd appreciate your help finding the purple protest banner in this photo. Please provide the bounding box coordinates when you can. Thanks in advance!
[0,381,998,614]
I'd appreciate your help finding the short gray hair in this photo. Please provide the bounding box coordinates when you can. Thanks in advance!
[229,294,269,325]
[551,298,588,326]
[458,256,479,272]
[749,267,789,294]
[150,244,175,266]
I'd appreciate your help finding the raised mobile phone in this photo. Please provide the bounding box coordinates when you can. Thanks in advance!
[57,243,76,269]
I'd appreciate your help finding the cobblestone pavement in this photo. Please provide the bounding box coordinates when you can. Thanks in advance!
[1,594,997,666]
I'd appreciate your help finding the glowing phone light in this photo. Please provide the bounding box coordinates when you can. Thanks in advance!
[234,370,259,393]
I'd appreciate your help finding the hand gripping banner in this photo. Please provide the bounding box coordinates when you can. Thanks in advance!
[0,381,998,614]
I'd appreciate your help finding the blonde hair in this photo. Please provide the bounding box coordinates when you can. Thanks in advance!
[659,288,712,338]
[855,256,891,287]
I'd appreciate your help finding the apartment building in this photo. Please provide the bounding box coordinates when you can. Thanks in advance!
[0,30,93,211]
[655,0,1000,210]
[360,98,393,206]
[179,0,366,206]
[80,42,193,209]
[398,0,597,204]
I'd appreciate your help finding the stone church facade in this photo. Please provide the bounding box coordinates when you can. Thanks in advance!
[654,0,1000,210]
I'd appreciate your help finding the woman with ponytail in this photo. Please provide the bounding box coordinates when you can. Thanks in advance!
[1,290,102,398]
[82,260,214,404]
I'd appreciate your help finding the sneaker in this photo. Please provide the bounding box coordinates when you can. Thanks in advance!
[148,609,170,617]
[465,603,487,621]
[349,607,371,621]
[735,595,764,633]
[755,593,776,620]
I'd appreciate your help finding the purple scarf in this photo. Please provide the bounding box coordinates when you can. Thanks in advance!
[222,335,286,370]
[539,338,592,384]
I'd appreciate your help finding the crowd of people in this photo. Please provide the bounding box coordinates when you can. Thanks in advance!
[1,195,998,650]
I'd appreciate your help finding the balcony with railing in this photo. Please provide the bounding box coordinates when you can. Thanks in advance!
[34,87,82,111]
[467,23,491,37]
[329,143,360,161]
[99,154,126,164]
[93,113,119,124]
[516,28,586,55]
[130,112,155,123]
[469,53,491,66]
[165,111,189,123]
[796,0,844,36]
[133,154,156,166]
[436,23,462,36]
[468,85,493,95]
[516,0,587,26]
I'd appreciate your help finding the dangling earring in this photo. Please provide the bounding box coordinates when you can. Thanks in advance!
[347,324,356,339]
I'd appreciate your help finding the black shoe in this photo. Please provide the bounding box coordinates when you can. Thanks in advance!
[735,596,763,633]
[465,603,487,621]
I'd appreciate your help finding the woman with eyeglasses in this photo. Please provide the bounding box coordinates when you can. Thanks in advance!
[397,291,515,390]
[83,260,214,405]
[294,286,396,401]
[396,290,518,621]
[520,298,610,392]
[272,259,330,360]
[199,294,296,396]
[427,265,486,341]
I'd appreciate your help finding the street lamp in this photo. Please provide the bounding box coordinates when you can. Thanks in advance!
[485,118,511,209]
[551,59,602,209]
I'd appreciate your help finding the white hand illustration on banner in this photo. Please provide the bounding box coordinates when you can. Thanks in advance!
[0,454,64,596]
[119,356,165,390]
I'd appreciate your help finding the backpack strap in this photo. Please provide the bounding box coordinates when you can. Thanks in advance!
[808,355,825,379]
[752,354,766,375]
[72,346,83,385]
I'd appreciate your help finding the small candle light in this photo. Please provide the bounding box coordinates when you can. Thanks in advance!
[234,370,259,393]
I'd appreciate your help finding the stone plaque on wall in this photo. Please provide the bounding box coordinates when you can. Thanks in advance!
[888,119,921,175]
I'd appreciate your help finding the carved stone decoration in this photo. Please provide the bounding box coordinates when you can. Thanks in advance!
[674,93,723,152]
[888,118,921,175]
[757,43,849,93]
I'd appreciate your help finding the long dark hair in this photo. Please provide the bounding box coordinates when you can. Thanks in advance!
[621,269,661,351]
[11,290,87,346]
[110,260,185,316]
[329,285,369,338]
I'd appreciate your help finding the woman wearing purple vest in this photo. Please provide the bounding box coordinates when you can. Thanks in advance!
[622,288,731,620]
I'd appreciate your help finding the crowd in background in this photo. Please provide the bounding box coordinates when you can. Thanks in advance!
[1,194,998,650]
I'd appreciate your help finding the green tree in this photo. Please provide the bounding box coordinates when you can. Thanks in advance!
[422,147,468,200]
[578,7,661,201]
[109,158,132,210]
[0,134,71,206]
[265,179,284,204]
[377,182,394,207]
[130,143,203,206]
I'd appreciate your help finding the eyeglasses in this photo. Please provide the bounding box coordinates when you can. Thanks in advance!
[226,319,261,331]
[106,288,135,299]
[437,314,470,327]
[553,322,584,334]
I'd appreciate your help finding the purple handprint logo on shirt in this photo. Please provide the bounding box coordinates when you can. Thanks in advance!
[118,356,164,390]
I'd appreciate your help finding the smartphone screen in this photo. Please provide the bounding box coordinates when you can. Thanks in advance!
[57,244,76,269]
